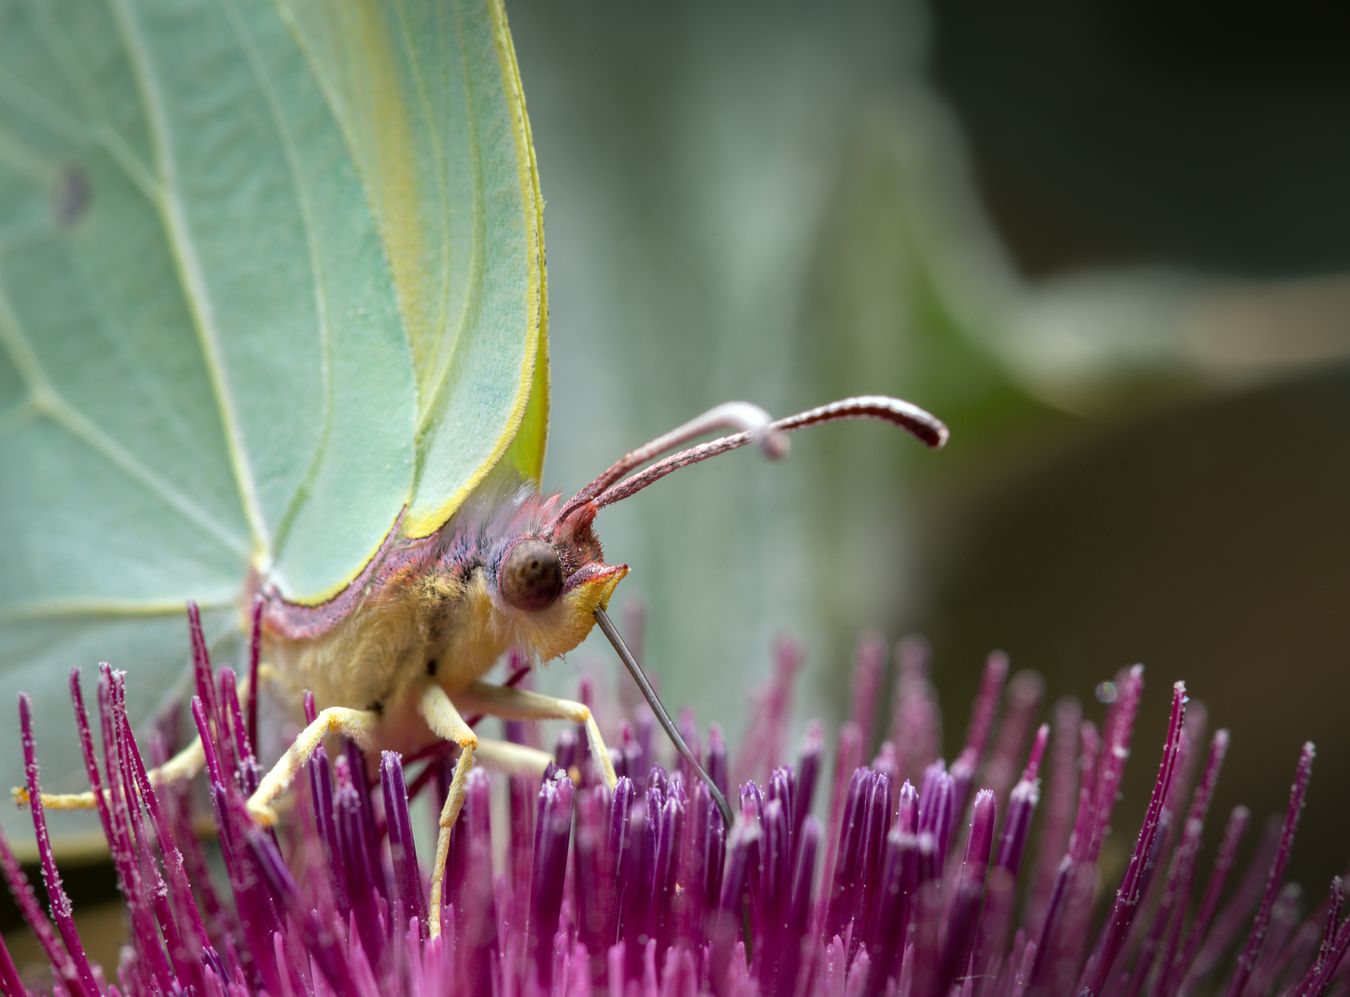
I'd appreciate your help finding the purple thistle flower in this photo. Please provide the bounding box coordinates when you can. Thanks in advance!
[3,606,1348,995]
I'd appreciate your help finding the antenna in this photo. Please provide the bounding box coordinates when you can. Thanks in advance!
[556,401,787,527]
[592,395,946,511]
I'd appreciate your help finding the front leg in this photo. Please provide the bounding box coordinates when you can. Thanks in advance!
[455,681,618,789]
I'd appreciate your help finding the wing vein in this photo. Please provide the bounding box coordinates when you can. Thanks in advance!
[57,401,248,556]
[271,0,423,415]
[106,0,272,556]
[0,65,87,145]
[0,34,159,202]
[221,0,335,557]
[29,6,160,197]
[391,0,454,389]
[0,278,246,554]
[413,0,484,440]
[0,596,234,625]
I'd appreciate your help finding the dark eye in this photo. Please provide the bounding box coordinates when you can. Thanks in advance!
[499,539,563,611]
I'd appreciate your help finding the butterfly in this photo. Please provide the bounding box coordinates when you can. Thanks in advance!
[0,0,945,914]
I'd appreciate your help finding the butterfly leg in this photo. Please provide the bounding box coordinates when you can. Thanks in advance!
[11,671,269,810]
[419,683,478,937]
[246,706,380,826]
[475,738,554,778]
[455,681,618,790]
[11,734,209,810]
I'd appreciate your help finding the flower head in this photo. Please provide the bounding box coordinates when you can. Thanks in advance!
[2,610,1346,995]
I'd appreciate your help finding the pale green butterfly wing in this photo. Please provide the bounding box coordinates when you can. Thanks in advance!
[0,0,547,845]
[278,0,548,539]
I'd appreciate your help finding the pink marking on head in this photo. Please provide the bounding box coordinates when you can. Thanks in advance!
[552,499,597,543]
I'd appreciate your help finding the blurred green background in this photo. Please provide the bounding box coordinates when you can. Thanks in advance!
[513,0,1350,892]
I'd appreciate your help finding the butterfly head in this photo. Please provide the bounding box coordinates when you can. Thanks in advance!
[484,496,627,662]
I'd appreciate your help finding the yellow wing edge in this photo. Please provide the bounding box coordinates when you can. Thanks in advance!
[402,0,548,539]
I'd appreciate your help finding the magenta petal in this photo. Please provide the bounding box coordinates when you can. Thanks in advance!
[3,620,1347,995]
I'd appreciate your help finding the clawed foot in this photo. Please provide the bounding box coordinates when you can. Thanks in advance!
[246,797,279,827]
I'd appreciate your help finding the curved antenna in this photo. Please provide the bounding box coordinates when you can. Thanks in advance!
[555,402,788,527]
[593,607,735,829]
[595,395,947,510]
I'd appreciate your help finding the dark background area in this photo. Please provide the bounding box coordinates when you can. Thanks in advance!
[921,0,1350,889]
[933,0,1350,278]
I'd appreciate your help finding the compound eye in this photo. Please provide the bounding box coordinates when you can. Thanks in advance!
[500,539,564,612]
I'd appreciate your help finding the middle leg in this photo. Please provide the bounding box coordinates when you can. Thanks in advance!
[419,682,478,937]
[454,681,618,789]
